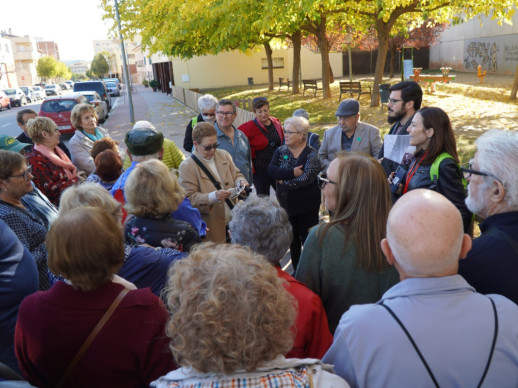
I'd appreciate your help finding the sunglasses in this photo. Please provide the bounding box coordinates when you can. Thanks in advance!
[318,172,337,189]
[200,143,220,151]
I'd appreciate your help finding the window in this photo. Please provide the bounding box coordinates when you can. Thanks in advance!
[261,57,284,69]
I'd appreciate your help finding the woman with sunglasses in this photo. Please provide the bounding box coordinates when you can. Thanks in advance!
[268,116,321,270]
[295,152,399,334]
[0,150,55,291]
[179,122,248,243]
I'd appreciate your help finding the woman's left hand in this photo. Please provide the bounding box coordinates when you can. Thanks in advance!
[293,165,303,177]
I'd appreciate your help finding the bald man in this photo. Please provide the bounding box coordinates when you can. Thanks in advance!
[323,189,518,387]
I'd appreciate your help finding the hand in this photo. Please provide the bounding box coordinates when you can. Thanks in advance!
[378,157,384,163]
[239,179,248,188]
[294,165,303,177]
[388,171,396,184]
[216,189,231,201]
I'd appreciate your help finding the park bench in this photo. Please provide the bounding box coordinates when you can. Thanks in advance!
[302,79,321,96]
[278,77,290,91]
[338,81,372,101]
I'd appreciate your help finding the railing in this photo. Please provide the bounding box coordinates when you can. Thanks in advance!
[171,86,255,127]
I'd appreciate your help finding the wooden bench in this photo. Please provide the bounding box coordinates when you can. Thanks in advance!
[302,79,321,96]
[278,77,290,91]
[338,81,372,101]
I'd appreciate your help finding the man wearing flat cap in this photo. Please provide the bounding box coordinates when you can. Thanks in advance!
[318,99,381,172]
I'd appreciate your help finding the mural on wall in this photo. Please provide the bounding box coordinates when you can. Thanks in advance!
[464,35,518,73]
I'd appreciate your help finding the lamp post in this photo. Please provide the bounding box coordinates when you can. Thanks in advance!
[114,0,135,123]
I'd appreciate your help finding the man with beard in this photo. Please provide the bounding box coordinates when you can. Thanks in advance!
[378,81,422,176]
[458,130,518,305]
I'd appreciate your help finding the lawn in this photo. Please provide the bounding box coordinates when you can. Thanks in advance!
[204,72,518,164]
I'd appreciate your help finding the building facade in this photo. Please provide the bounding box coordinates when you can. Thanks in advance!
[36,41,60,61]
[0,37,17,89]
[4,35,40,86]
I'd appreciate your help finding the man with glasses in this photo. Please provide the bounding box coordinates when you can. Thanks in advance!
[458,130,518,305]
[378,81,423,176]
[319,99,381,172]
[214,99,253,184]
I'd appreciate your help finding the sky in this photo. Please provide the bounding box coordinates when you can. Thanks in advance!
[1,0,113,62]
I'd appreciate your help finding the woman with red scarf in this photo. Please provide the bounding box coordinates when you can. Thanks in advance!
[27,117,79,206]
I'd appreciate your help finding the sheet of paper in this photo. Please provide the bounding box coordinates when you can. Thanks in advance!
[383,135,415,163]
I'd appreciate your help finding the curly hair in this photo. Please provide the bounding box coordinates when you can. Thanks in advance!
[26,117,57,144]
[164,243,296,374]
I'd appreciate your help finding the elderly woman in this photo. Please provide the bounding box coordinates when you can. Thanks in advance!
[152,243,348,387]
[239,97,284,195]
[179,122,248,243]
[125,160,201,252]
[69,103,110,174]
[0,150,54,290]
[229,195,333,359]
[26,117,79,205]
[86,137,123,191]
[268,116,321,270]
[393,106,472,232]
[15,207,176,387]
[295,153,399,333]
[183,94,218,152]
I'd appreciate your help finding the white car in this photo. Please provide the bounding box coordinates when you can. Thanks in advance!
[32,86,46,100]
[76,91,108,123]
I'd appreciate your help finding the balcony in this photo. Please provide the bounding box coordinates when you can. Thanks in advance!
[14,51,38,61]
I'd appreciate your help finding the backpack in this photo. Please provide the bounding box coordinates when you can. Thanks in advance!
[430,152,467,189]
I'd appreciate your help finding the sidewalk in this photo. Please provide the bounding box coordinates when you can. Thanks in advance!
[103,85,193,155]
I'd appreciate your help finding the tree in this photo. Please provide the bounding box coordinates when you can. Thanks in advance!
[37,56,58,82]
[91,53,109,78]
[55,62,72,81]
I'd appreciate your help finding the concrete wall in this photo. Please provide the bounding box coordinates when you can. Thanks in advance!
[430,12,518,74]
[0,37,17,89]
[169,46,343,89]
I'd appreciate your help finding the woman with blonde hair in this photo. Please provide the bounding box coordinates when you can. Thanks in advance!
[125,159,201,252]
[295,152,399,333]
[152,243,348,387]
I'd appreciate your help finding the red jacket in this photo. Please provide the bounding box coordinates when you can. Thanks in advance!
[277,267,333,359]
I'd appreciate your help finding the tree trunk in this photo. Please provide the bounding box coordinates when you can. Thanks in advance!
[329,62,334,84]
[316,17,332,99]
[389,44,396,78]
[291,30,301,94]
[264,42,274,91]
[370,23,391,107]
[511,65,518,100]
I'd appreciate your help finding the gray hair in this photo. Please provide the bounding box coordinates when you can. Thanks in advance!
[198,94,218,112]
[132,120,155,130]
[229,195,292,265]
[476,129,518,207]
[293,109,309,121]
[284,116,309,139]
[131,153,161,162]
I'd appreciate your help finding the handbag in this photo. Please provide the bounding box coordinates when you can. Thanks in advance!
[191,154,234,210]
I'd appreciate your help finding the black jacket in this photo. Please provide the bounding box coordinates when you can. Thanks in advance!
[183,113,204,152]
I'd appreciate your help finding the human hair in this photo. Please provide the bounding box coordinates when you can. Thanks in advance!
[16,109,37,124]
[389,81,422,111]
[0,150,25,179]
[60,182,122,223]
[164,243,296,374]
[198,94,218,112]
[229,195,292,265]
[216,99,236,114]
[91,137,119,160]
[417,107,459,165]
[476,129,518,207]
[284,116,309,140]
[26,116,57,144]
[252,97,269,111]
[71,103,97,130]
[192,122,217,143]
[293,108,310,121]
[95,150,123,182]
[47,206,124,291]
[320,152,391,272]
[125,159,184,217]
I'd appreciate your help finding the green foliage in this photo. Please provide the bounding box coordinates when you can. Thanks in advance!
[149,80,158,88]
[55,62,72,80]
[37,56,58,80]
[142,79,149,87]
[91,53,109,78]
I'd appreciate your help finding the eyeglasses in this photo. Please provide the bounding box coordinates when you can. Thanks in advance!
[9,165,33,181]
[318,172,337,189]
[202,112,216,117]
[460,162,490,180]
[216,111,235,118]
[388,98,402,104]
[283,130,300,135]
[200,143,220,151]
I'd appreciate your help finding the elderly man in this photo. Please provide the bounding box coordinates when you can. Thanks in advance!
[458,130,518,305]
[378,81,423,176]
[214,99,253,184]
[319,99,381,172]
[324,189,518,387]
[229,195,333,359]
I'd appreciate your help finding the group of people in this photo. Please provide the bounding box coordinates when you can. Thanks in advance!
[1,79,518,387]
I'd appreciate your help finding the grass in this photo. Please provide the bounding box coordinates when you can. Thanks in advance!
[204,71,518,164]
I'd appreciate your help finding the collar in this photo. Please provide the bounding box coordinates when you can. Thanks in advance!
[480,211,518,233]
[215,122,235,138]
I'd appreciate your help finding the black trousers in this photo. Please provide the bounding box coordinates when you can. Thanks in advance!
[289,209,319,271]
[253,166,277,196]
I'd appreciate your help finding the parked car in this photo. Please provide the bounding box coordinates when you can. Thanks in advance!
[105,81,121,97]
[19,86,36,103]
[32,86,46,100]
[44,84,62,96]
[0,91,11,111]
[2,88,27,107]
[73,81,111,111]
[74,91,108,123]
[59,83,70,90]
[104,78,121,89]
[39,94,88,134]
[65,80,74,89]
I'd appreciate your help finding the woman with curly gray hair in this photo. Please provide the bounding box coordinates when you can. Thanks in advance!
[152,243,348,387]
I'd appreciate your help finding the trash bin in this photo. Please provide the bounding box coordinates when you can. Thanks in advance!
[248,77,254,87]
[379,83,391,110]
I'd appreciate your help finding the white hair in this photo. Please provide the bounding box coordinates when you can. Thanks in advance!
[284,116,309,138]
[132,120,156,130]
[198,94,218,112]
[476,129,518,207]
[131,153,161,162]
